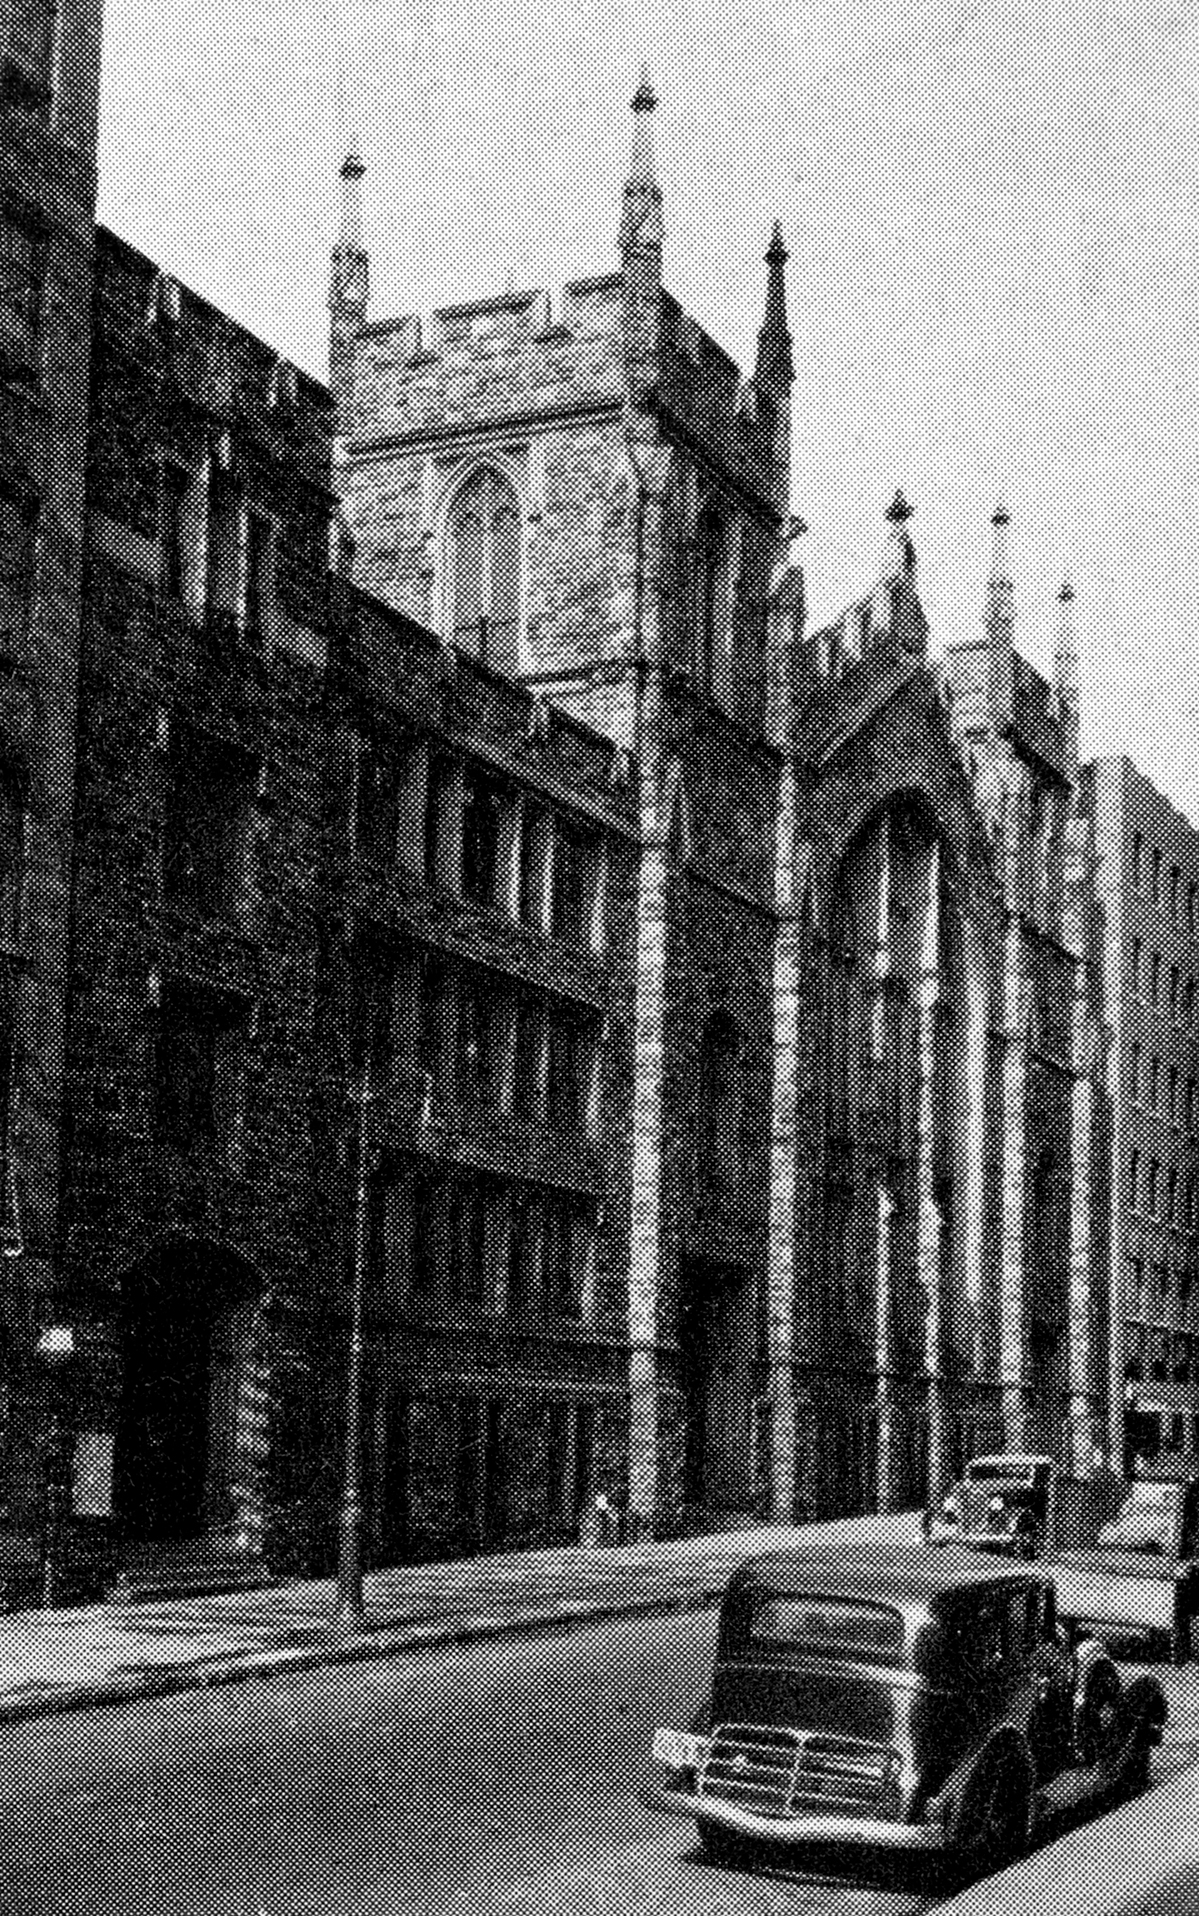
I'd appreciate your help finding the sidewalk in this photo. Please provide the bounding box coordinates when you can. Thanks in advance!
[0,1509,922,1728]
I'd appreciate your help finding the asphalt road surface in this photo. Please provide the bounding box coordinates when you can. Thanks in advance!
[0,1608,1196,1916]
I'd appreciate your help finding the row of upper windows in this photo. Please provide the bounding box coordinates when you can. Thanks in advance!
[1129,937,1197,1022]
[1125,1255,1199,1330]
[1127,1149,1199,1228]
[2,0,56,118]
[1131,830,1199,932]
[349,938,603,1140]
[351,739,605,952]
[1124,1323,1199,1394]
[1128,1044,1199,1133]
[393,1168,600,1323]
[159,457,292,651]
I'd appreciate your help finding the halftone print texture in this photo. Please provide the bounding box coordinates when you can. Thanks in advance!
[1,2,1197,1914]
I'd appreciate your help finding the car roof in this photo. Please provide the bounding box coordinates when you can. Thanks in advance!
[727,1543,1042,1607]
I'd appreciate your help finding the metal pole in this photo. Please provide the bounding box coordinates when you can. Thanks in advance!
[335,1048,374,1630]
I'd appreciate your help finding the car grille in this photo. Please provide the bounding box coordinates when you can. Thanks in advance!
[698,1723,897,1820]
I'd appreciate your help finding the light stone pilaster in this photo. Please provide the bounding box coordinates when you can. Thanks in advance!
[764,759,802,1519]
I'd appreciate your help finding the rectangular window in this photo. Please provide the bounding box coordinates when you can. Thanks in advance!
[518,803,545,927]
[456,975,497,1107]
[450,1176,488,1301]
[409,1171,440,1294]
[1130,1148,1140,1211]
[244,511,271,647]
[513,995,544,1117]
[547,1007,586,1130]
[160,463,190,600]
[1150,1054,1160,1110]
[162,727,254,921]
[1130,1040,1141,1103]
[1151,950,1162,1007]
[2,0,55,115]
[353,735,400,867]
[1149,1158,1160,1218]
[1132,831,1144,890]
[0,203,43,367]
[205,472,241,626]
[423,754,450,887]
[1170,1065,1180,1126]
[417,952,447,1086]
[1132,936,1143,996]
[1171,966,1181,1025]
[1169,1167,1179,1227]
[544,1199,577,1316]
[157,985,245,1159]
[551,819,592,944]
[1127,1255,1145,1316]
[462,771,503,906]
[1171,865,1181,923]
[0,490,34,661]
[506,1191,536,1314]
[1152,846,1163,906]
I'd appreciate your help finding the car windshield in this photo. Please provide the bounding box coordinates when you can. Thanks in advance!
[746,1596,905,1663]
[965,1461,1035,1484]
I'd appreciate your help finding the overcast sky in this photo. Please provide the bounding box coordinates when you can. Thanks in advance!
[96,0,1199,817]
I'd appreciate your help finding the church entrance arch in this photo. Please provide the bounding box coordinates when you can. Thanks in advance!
[113,1241,262,1544]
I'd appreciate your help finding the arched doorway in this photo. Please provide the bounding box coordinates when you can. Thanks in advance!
[113,1241,262,1545]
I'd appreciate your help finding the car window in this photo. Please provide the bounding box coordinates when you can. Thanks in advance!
[747,1597,904,1663]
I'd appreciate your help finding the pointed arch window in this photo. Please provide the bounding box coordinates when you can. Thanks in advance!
[697,1008,740,1199]
[445,468,522,672]
[692,510,727,696]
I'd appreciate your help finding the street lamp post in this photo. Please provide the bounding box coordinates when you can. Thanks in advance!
[35,1324,77,1609]
[334,1049,376,1631]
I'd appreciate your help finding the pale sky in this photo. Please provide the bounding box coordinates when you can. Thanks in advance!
[96,0,1199,817]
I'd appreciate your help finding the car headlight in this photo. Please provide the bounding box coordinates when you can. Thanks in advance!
[652,1727,710,1773]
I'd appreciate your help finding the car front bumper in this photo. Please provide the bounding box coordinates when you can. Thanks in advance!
[926,1523,1023,1555]
[644,1782,947,1851]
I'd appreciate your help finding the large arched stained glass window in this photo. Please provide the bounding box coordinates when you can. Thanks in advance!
[445,468,522,672]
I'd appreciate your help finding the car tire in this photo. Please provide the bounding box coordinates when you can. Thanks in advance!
[1074,1657,1123,1766]
[955,1745,1032,1874]
[1116,1676,1166,1794]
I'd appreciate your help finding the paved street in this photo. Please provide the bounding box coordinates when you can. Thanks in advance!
[1,1606,1196,1916]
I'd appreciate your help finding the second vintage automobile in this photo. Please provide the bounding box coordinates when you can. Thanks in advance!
[648,1543,1165,1875]
[924,1453,1056,1558]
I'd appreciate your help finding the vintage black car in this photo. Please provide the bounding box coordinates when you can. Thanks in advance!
[648,1544,1165,1873]
[925,1453,1056,1558]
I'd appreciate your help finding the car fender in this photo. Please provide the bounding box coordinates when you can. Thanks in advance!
[941,1724,1034,1849]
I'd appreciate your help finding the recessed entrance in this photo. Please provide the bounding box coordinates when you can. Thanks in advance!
[113,1242,261,1545]
[679,1262,756,1516]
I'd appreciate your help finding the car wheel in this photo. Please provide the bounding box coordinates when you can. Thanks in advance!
[1117,1676,1166,1794]
[956,1746,1032,1874]
[1074,1659,1123,1766]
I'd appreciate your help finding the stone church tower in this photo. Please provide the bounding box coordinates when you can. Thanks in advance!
[329,80,807,1533]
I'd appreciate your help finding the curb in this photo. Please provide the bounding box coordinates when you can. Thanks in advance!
[0,1579,727,1731]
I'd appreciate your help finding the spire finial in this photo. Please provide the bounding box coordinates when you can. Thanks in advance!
[756,220,793,390]
[620,68,664,256]
[881,491,915,579]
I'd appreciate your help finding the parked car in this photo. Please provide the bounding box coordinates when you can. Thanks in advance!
[1051,1474,1199,1664]
[647,1543,1165,1875]
[925,1454,1056,1559]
